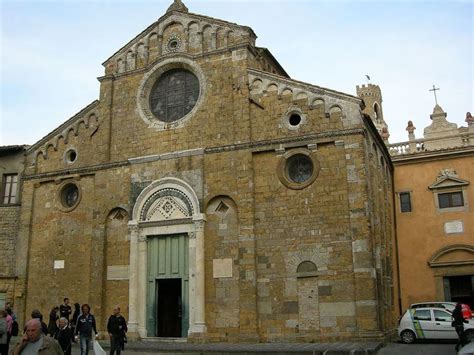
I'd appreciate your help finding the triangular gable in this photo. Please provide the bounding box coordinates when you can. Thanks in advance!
[102,8,257,73]
[429,175,470,190]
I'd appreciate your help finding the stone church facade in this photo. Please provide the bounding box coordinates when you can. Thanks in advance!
[12,0,397,342]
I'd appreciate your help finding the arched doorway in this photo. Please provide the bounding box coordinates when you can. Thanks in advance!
[127,177,207,338]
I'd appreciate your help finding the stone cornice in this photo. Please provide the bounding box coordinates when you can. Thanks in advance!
[204,129,365,154]
[23,129,365,181]
[23,160,129,181]
[391,146,474,165]
[248,68,362,105]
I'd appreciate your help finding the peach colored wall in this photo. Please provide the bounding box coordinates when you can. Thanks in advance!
[394,154,474,311]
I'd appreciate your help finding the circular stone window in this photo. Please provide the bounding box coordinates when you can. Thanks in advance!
[58,182,81,211]
[65,149,77,164]
[286,154,313,183]
[289,113,302,127]
[277,148,320,189]
[149,69,200,123]
[167,37,182,52]
[282,106,306,130]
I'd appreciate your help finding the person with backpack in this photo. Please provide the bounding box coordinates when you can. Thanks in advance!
[74,304,97,355]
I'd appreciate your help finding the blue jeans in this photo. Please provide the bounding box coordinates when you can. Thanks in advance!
[79,335,91,355]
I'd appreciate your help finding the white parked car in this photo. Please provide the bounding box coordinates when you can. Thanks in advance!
[398,307,474,344]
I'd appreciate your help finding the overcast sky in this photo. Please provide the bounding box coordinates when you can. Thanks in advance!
[1,0,472,146]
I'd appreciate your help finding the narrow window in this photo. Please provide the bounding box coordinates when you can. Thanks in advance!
[2,174,18,204]
[438,191,464,209]
[400,192,412,212]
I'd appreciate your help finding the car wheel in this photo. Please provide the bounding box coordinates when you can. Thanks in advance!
[465,329,474,341]
[400,330,416,344]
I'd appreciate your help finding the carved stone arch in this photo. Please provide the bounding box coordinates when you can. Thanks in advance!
[67,126,77,141]
[187,21,200,52]
[216,27,227,48]
[106,206,130,223]
[295,91,309,102]
[266,83,279,93]
[53,136,61,150]
[205,195,238,218]
[227,30,238,46]
[250,78,263,93]
[312,98,325,108]
[281,87,293,96]
[429,244,474,267]
[284,248,329,276]
[117,58,125,74]
[87,113,98,127]
[35,150,45,163]
[136,42,147,60]
[187,20,200,32]
[45,142,56,155]
[132,177,200,222]
[202,24,213,52]
[297,260,317,273]
[126,50,135,71]
[329,104,343,115]
[161,20,185,34]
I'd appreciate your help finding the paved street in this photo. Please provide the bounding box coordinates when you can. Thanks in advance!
[378,341,459,355]
[67,340,465,355]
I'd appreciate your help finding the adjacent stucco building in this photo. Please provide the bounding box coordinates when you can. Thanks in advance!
[389,107,474,311]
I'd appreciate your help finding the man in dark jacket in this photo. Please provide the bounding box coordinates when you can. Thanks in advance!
[59,298,72,322]
[452,303,469,351]
[74,304,97,355]
[107,306,127,355]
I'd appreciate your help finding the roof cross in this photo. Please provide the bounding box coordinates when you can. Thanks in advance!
[429,85,440,105]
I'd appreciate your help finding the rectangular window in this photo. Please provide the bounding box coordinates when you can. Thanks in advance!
[2,174,18,204]
[438,191,464,209]
[400,192,412,212]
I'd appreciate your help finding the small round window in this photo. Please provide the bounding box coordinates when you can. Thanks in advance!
[277,148,320,190]
[65,149,77,164]
[289,114,302,126]
[149,69,200,123]
[59,183,80,211]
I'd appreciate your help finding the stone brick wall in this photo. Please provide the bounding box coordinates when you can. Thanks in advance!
[0,206,20,276]
[15,4,397,342]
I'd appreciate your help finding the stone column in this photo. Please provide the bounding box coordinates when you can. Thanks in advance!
[137,234,147,338]
[127,221,140,339]
[191,214,207,334]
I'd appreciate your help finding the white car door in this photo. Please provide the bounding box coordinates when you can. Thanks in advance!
[412,309,436,338]
[432,309,458,339]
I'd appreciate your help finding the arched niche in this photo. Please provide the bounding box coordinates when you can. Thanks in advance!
[428,244,474,267]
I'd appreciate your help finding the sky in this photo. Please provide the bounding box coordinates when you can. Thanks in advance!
[1,0,472,146]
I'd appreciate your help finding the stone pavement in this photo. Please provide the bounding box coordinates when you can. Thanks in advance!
[74,340,383,355]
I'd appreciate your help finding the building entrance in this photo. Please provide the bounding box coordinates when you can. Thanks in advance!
[444,275,474,309]
[156,278,182,337]
[147,234,189,337]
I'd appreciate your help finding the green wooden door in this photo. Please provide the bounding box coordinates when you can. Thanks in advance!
[147,234,189,337]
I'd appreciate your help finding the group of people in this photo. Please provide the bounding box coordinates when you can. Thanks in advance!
[1,299,127,355]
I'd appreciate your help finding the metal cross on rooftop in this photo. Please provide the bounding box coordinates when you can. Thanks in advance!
[429,85,440,105]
